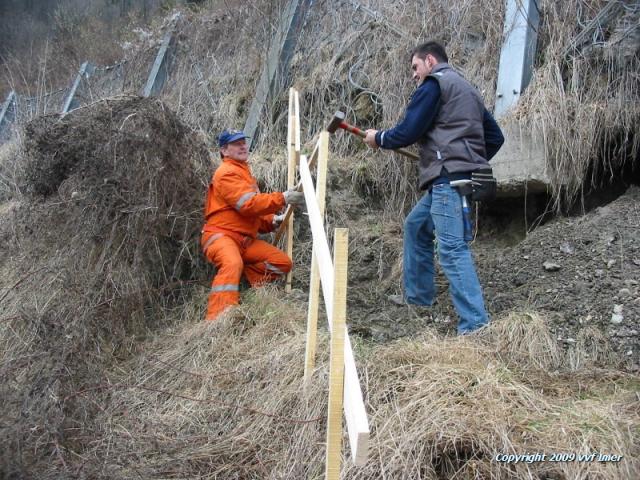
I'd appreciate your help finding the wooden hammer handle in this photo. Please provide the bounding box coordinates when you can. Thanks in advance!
[340,121,419,161]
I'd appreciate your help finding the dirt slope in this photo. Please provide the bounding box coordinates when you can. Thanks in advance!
[318,173,639,372]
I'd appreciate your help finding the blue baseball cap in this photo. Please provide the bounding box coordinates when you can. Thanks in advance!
[218,129,249,147]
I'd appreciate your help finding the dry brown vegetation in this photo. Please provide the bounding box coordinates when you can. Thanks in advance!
[0,96,211,477]
[1,0,639,478]
[2,278,638,477]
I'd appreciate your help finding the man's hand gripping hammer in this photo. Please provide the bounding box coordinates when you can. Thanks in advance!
[327,111,419,161]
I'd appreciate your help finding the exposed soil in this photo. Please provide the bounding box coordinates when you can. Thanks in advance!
[307,175,640,372]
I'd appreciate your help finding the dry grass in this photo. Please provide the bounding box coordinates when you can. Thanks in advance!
[514,0,640,209]
[2,1,640,478]
[5,0,637,209]
[0,95,211,478]
[3,283,637,478]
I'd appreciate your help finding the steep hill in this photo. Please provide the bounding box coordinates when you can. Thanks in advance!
[0,0,639,478]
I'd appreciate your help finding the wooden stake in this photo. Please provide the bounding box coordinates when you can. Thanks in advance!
[273,139,321,245]
[304,132,329,386]
[325,228,348,480]
[285,88,299,293]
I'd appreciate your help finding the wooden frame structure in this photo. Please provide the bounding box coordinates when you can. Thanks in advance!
[277,88,370,475]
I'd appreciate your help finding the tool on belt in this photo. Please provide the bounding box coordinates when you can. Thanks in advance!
[450,169,496,242]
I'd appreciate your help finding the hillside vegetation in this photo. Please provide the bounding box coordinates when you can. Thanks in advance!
[0,0,639,478]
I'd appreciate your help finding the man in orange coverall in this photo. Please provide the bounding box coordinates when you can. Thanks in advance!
[201,129,305,320]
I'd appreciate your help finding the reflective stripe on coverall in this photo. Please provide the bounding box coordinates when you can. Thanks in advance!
[202,233,292,320]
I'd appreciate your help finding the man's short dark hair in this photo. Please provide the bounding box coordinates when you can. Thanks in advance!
[410,41,448,63]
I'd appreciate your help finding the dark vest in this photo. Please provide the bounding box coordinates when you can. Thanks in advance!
[417,63,489,189]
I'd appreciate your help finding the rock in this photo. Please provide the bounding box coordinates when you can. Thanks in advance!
[606,259,616,268]
[512,273,528,287]
[619,288,632,298]
[625,279,638,286]
[611,314,624,324]
[559,242,574,254]
[543,261,561,272]
[633,258,640,266]
[595,269,604,277]
[614,328,638,338]
[611,304,624,324]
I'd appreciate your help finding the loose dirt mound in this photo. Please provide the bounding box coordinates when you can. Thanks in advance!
[0,96,210,477]
[479,187,640,370]
[314,163,639,372]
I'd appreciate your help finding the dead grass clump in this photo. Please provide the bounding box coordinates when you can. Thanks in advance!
[349,330,638,479]
[0,95,210,478]
[567,326,618,371]
[479,311,563,370]
[516,0,640,208]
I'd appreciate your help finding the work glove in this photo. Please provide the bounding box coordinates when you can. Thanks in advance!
[283,189,305,207]
[272,213,286,228]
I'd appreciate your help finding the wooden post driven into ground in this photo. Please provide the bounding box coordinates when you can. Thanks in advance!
[285,88,300,293]
[325,228,348,479]
[299,152,370,467]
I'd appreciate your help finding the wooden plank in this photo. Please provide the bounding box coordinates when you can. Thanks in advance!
[303,132,329,385]
[294,89,301,152]
[299,154,370,465]
[273,138,321,245]
[325,228,348,480]
[285,89,298,293]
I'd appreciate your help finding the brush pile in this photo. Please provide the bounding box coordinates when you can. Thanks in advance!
[0,95,210,477]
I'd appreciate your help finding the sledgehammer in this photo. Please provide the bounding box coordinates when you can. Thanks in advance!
[327,111,419,161]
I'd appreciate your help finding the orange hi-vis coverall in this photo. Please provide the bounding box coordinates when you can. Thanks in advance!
[201,157,292,320]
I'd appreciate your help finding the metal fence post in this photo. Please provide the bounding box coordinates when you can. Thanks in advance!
[0,91,17,143]
[494,0,540,117]
[243,0,312,149]
[142,14,181,98]
[62,62,96,114]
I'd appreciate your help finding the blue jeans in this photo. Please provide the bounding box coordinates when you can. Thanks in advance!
[403,184,488,334]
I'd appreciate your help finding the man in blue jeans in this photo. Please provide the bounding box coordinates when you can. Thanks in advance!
[364,41,504,334]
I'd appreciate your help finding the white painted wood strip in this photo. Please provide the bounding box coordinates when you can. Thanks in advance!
[299,154,370,465]
[303,132,329,385]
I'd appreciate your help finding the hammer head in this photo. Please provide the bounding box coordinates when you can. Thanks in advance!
[327,111,346,134]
